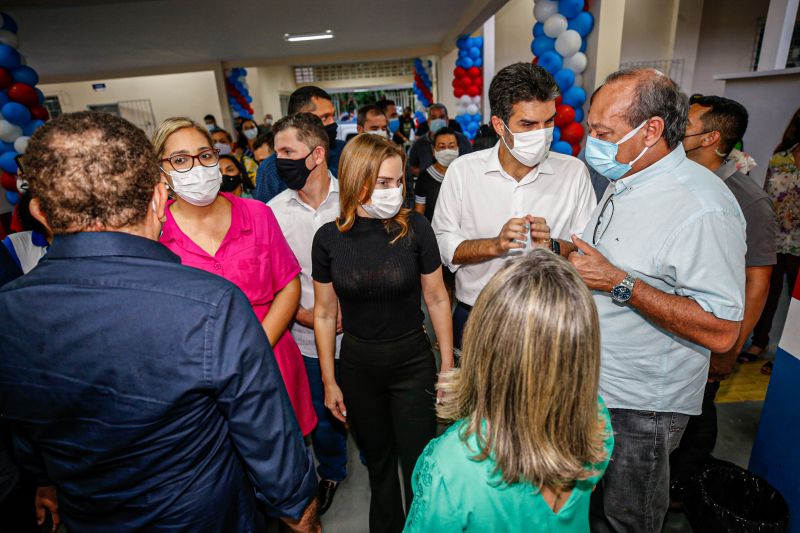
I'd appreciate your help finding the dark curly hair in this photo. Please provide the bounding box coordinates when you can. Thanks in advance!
[22,111,160,233]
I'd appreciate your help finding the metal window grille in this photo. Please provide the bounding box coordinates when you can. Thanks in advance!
[293,60,415,84]
[619,58,686,87]
[43,95,63,119]
[751,15,800,70]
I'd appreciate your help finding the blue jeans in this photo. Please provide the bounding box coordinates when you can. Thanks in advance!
[303,356,347,482]
[590,408,689,533]
[452,302,471,352]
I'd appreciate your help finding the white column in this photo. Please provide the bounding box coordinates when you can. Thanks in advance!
[482,15,496,118]
[757,0,800,71]
[212,63,234,133]
[584,0,626,91]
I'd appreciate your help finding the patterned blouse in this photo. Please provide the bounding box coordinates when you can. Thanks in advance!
[764,145,800,255]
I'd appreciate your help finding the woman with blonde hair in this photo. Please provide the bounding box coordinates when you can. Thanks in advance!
[152,117,317,437]
[312,134,454,533]
[405,249,613,532]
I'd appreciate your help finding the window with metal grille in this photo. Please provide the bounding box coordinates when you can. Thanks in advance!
[43,96,63,119]
[752,15,800,70]
[619,59,685,87]
[293,60,415,84]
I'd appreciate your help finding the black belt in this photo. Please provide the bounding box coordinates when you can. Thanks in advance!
[456,301,473,312]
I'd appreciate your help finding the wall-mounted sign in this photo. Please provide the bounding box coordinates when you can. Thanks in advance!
[92,83,107,91]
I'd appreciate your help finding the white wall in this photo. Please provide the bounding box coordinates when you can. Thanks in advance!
[39,71,224,127]
[619,0,679,64]
[691,0,770,95]
[495,0,536,74]
[249,65,297,120]
[672,0,704,90]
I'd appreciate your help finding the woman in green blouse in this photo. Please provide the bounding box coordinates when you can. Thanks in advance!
[404,249,613,532]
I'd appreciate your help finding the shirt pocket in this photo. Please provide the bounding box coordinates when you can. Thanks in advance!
[226,245,275,307]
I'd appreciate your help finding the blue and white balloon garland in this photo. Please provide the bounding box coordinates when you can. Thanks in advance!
[0,12,48,209]
[412,58,433,126]
[453,35,483,140]
[531,0,594,156]
[224,67,254,120]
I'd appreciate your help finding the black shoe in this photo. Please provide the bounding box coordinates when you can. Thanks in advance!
[318,479,339,515]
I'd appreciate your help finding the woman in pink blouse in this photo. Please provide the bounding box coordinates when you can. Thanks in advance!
[152,117,317,436]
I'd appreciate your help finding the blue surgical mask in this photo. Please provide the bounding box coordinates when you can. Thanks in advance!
[429,118,447,134]
[388,118,400,134]
[585,120,650,181]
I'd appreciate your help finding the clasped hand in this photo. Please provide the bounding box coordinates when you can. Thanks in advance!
[568,235,626,292]
[495,215,551,254]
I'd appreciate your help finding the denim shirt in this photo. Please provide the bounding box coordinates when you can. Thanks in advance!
[0,232,316,532]
[582,146,746,416]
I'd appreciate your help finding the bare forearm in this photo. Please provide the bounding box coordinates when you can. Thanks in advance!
[281,497,321,533]
[629,279,740,353]
[554,238,578,258]
[414,203,426,215]
[427,296,454,368]
[314,315,338,385]
[453,238,500,265]
[295,306,314,329]
[263,278,301,346]
[728,269,771,355]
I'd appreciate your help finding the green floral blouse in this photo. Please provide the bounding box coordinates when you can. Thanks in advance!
[764,146,800,255]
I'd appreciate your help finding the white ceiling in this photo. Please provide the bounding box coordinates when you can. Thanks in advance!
[5,0,507,82]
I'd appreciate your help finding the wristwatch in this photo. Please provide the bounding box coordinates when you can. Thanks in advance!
[611,274,636,304]
[550,239,561,256]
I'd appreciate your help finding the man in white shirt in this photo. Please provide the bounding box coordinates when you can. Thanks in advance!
[432,62,596,348]
[267,112,345,516]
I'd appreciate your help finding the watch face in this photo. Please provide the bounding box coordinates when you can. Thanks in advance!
[612,285,632,302]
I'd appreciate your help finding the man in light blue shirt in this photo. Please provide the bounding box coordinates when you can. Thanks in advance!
[552,68,746,532]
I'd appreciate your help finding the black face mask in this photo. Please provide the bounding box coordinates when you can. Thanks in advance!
[324,122,338,149]
[277,152,317,190]
[220,173,243,193]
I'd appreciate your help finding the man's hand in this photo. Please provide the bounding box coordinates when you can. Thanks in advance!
[35,485,59,533]
[568,235,626,292]
[295,307,314,329]
[708,351,737,382]
[282,497,321,533]
[526,216,551,249]
[494,217,528,255]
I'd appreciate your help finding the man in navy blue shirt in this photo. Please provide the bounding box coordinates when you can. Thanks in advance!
[254,86,345,203]
[0,112,319,532]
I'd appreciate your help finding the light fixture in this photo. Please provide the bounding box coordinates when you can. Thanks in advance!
[284,30,334,42]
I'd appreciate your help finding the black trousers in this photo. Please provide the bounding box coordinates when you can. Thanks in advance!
[752,253,800,349]
[669,380,721,490]
[340,328,437,533]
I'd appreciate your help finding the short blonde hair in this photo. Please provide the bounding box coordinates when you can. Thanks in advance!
[336,134,410,243]
[152,117,213,161]
[437,250,609,489]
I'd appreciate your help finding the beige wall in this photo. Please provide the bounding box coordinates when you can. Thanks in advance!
[249,65,297,120]
[495,0,536,74]
[619,0,679,64]
[39,71,224,126]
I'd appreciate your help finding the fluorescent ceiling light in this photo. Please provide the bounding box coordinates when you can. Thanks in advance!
[284,30,334,42]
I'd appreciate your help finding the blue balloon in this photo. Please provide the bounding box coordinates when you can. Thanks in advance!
[531,36,556,57]
[0,12,18,34]
[474,36,484,47]
[5,190,18,205]
[552,140,572,155]
[35,87,44,105]
[533,22,545,38]
[469,46,481,59]
[0,151,18,173]
[568,11,595,37]
[580,39,587,53]
[574,107,584,123]
[456,35,468,49]
[427,60,433,68]
[11,65,39,86]
[553,126,561,143]
[23,119,44,136]
[467,121,479,133]
[558,0,584,19]
[562,86,587,108]
[1,101,30,126]
[462,57,474,69]
[538,51,563,74]
[554,68,576,92]
[474,57,483,68]
[0,89,10,108]
[0,140,12,153]
[0,43,20,69]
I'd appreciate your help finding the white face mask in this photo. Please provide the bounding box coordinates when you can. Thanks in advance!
[243,128,258,140]
[366,129,389,138]
[362,185,404,219]
[501,123,553,167]
[214,142,232,156]
[434,148,459,167]
[168,164,222,206]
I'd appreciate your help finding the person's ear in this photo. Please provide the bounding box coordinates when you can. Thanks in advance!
[357,125,364,134]
[703,130,721,147]
[311,145,325,167]
[28,198,53,235]
[643,117,666,147]
[490,116,506,139]
[358,184,371,204]
[153,182,169,223]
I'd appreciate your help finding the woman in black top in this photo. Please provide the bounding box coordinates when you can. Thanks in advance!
[312,134,454,533]
[413,127,459,222]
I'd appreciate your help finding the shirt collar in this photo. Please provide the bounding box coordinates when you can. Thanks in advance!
[713,159,738,182]
[46,231,181,263]
[287,171,338,211]
[484,142,555,181]
[613,144,687,195]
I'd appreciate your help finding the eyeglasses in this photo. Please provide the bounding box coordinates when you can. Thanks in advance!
[593,195,615,246]
[14,154,25,178]
[160,149,220,173]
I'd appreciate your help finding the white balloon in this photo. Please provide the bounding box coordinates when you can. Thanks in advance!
[563,51,588,74]
[472,95,481,104]
[460,95,472,105]
[543,14,568,38]
[533,0,559,22]
[574,74,583,87]
[0,30,18,49]
[467,103,479,115]
[13,136,29,154]
[0,120,22,143]
[555,31,583,59]
[457,103,469,115]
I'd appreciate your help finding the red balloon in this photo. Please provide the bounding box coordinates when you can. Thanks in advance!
[554,104,575,128]
[556,95,563,106]
[30,105,49,121]
[561,121,585,145]
[468,66,481,79]
[466,85,481,97]
[454,87,465,98]
[532,57,539,65]
[571,143,581,157]
[0,68,11,89]
[454,67,466,79]
[0,171,16,192]
[8,83,38,107]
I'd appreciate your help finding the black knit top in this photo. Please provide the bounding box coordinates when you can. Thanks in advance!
[311,213,442,340]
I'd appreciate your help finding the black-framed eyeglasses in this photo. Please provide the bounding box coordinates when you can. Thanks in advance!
[159,148,220,173]
[14,154,25,178]
[593,195,615,246]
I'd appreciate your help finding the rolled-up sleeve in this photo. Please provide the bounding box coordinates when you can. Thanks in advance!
[209,286,316,519]
[431,166,467,271]
[657,210,746,321]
